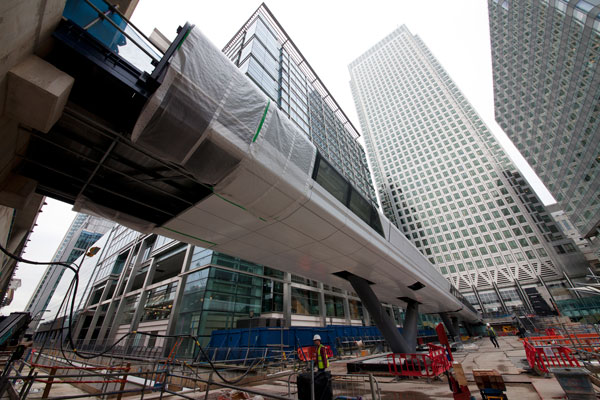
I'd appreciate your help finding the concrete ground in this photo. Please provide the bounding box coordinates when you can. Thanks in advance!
[4,337,596,399]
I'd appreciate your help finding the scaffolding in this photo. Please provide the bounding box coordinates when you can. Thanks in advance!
[0,338,385,399]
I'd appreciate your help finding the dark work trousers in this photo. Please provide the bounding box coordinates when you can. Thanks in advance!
[490,335,499,348]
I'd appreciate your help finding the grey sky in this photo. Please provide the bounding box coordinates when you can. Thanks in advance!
[2,0,556,314]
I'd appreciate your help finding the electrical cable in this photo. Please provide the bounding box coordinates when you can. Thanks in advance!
[0,241,266,385]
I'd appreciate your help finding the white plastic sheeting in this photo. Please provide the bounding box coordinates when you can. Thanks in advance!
[133,27,316,220]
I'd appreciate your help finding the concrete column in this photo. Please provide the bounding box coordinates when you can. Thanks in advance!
[439,312,458,341]
[537,276,560,314]
[513,280,534,313]
[318,283,327,327]
[402,300,419,351]
[564,271,582,299]
[492,282,509,314]
[96,244,141,342]
[471,286,487,315]
[163,245,194,354]
[451,317,462,341]
[107,256,157,342]
[347,275,413,353]
[343,295,351,325]
[83,279,115,344]
[362,305,371,326]
[282,273,292,328]
[463,322,474,337]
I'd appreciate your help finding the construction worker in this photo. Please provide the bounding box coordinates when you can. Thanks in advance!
[313,334,329,371]
[486,323,500,348]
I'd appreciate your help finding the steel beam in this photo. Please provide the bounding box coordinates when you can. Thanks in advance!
[402,300,419,351]
[346,275,413,353]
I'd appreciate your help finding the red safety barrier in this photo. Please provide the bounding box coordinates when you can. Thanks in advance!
[523,339,581,374]
[524,334,600,353]
[387,343,451,378]
[297,345,333,362]
[545,328,558,336]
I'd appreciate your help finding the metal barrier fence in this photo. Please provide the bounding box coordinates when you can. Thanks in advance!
[286,372,381,400]
[523,339,581,374]
[525,334,600,353]
[386,343,451,378]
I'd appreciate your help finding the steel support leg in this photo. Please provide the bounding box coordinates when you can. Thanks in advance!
[463,322,474,337]
[347,275,413,353]
[402,300,419,351]
[439,312,458,341]
[451,317,462,342]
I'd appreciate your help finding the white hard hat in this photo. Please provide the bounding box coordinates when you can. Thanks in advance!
[313,334,321,341]
[486,323,490,327]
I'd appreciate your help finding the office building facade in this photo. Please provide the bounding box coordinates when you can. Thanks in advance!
[488,0,600,238]
[222,4,376,204]
[47,226,443,354]
[349,25,587,316]
[25,213,113,327]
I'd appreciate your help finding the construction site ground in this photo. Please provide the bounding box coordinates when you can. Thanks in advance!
[9,336,593,399]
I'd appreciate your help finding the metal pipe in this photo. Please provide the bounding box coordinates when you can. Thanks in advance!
[97,0,162,53]
[310,361,315,400]
[82,0,160,62]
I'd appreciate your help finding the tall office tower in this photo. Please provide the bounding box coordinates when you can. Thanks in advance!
[349,25,586,316]
[547,204,600,271]
[488,0,600,238]
[223,3,376,204]
[25,213,113,327]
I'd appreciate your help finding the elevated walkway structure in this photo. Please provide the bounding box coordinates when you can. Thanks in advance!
[3,0,480,353]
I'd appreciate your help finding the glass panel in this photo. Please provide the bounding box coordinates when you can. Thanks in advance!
[291,287,320,315]
[141,282,178,321]
[325,295,345,317]
[315,158,348,204]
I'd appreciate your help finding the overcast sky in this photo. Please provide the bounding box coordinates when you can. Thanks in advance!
[2,0,557,314]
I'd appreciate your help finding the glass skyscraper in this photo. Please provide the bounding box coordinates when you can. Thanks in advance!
[349,25,586,315]
[488,0,600,238]
[222,4,376,204]
[25,213,113,329]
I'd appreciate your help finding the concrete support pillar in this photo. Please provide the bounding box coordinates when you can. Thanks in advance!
[347,274,413,353]
[6,55,74,133]
[96,243,140,342]
[564,271,581,299]
[492,282,509,314]
[162,245,193,356]
[537,276,560,314]
[463,322,474,337]
[318,283,327,327]
[343,296,351,325]
[471,286,487,316]
[361,305,371,326]
[402,300,419,351]
[439,312,457,341]
[514,280,534,313]
[451,317,462,342]
[282,273,292,328]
